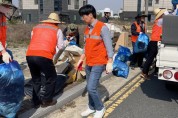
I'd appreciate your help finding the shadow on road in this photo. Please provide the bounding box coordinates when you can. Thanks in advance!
[81,83,110,102]
[140,74,178,103]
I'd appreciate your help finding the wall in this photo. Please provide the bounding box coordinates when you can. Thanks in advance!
[68,0,86,10]
[124,0,172,12]
[22,9,38,23]
[21,0,38,9]
[123,0,173,19]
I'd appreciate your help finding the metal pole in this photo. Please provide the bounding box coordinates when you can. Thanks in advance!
[137,0,142,14]
[145,0,149,33]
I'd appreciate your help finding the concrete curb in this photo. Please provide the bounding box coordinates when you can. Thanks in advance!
[19,71,141,118]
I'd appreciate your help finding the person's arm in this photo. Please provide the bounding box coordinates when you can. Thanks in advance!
[131,23,140,36]
[101,25,114,73]
[101,25,114,62]
[76,37,85,69]
[157,18,163,27]
[57,29,65,50]
[80,35,85,60]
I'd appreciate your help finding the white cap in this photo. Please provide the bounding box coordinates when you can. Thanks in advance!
[104,8,111,13]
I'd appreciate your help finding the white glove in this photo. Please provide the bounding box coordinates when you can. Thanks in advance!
[2,52,12,63]
[106,62,113,73]
[64,40,70,47]
[139,32,143,35]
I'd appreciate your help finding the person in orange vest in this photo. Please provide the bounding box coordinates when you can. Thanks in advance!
[26,13,69,108]
[0,12,12,64]
[130,14,146,69]
[141,8,169,78]
[78,5,114,118]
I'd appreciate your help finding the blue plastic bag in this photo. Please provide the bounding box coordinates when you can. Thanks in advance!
[0,61,24,118]
[115,46,131,63]
[112,60,129,78]
[172,0,178,5]
[134,33,149,53]
[64,37,78,46]
[69,40,77,46]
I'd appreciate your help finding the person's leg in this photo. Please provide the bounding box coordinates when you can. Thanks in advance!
[38,57,57,103]
[142,41,158,75]
[85,65,95,110]
[137,52,144,68]
[81,65,96,117]
[130,42,137,67]
[26,56,42,106]
[87,65,105,111]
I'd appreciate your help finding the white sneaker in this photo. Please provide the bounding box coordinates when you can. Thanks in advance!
[81,107,95,117]
[93,107,106,118]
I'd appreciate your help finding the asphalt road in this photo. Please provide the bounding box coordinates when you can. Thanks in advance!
[106,74,178,118]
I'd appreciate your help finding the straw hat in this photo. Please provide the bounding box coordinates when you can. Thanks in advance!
[154,8,167,20]
[41,13,61,24]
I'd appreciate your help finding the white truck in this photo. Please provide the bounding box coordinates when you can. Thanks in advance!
[156,15,178,88]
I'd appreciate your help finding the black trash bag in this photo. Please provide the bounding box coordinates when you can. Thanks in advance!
[24,74,68,97]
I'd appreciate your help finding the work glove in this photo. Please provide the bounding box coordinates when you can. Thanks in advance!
[2,52,12,63]
[64,40,70,47]
[139,32,143,35]
[106,62,113,73]
[76,59,83,71]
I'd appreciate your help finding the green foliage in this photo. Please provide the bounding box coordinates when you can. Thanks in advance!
[7,19,18,25]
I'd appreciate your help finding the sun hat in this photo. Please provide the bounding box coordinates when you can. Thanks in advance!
[41,12,61,24]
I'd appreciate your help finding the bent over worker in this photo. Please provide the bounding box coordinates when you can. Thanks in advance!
[26,13,68,108]
[78,5,114,118]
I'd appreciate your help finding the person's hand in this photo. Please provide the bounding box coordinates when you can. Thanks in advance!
[106,62,113,73]
[66,36,71,40]
[2,51,12,63]
[76,59,83,71]
[139,32,143,35]
[64,40,70,47]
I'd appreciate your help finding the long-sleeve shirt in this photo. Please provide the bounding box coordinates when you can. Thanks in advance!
[100,16,109,23]
[83,19,114,58]
[31,29,65,50]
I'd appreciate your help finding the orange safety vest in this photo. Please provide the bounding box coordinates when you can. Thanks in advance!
[26,23,58,59]
[131,21,145,42]
[84,21,108,66]
[0,14,7,55]
[151,19,162,41]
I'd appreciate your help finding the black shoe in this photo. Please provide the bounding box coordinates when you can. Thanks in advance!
[41,100,57,108]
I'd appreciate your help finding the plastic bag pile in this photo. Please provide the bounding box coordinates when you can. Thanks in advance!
[113,46,131,78]
[0,61,24,118]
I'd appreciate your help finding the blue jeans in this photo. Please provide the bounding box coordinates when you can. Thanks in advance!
[85,65,105,111]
